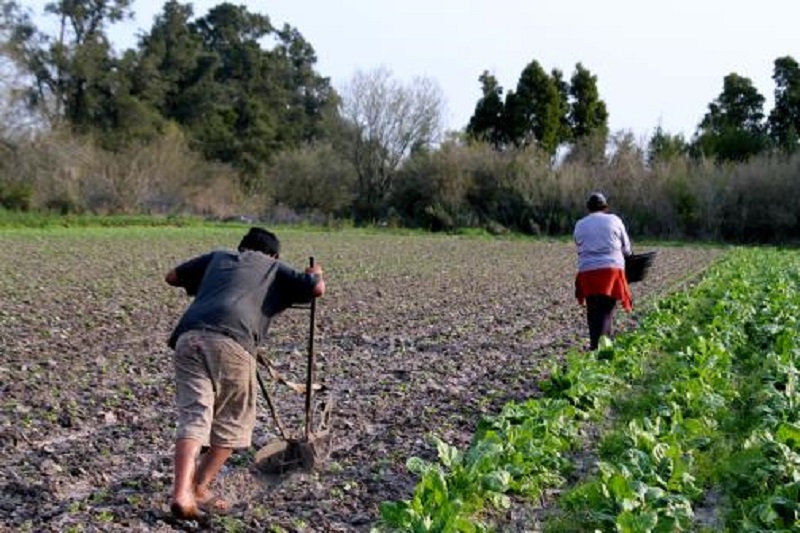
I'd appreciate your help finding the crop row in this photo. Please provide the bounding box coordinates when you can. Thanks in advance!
[377,247,800,532]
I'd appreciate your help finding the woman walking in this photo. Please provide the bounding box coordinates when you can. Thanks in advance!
[573,192,633,350]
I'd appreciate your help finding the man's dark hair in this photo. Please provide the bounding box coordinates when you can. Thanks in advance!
[238,227,280,257]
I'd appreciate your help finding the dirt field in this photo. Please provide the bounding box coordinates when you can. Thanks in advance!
[0,227,724,531]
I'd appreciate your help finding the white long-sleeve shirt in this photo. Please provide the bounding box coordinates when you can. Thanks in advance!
[573,212,632,272]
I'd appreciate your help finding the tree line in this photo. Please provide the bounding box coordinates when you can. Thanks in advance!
[1,0,799,242]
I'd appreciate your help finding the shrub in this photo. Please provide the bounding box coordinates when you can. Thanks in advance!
[266,142,357,217]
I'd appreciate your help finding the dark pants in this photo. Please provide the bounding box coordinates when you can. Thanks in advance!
[586,295,617,350]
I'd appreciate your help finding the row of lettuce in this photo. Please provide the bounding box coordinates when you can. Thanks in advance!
[377,247,800,532]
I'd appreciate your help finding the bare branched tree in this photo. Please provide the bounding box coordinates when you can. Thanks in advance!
[340,66,445,220]
[1,1,51,136]
[0,53,45,145]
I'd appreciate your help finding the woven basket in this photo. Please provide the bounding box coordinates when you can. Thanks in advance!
[625,251,657,283]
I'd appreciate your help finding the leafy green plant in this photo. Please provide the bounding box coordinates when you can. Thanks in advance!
[548,248,800,531]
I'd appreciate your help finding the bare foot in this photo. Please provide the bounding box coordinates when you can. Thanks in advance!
[170,499,204,521]
[195,492,230,515]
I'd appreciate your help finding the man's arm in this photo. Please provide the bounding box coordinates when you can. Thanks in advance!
[276,262,326,306]
[165,253,214,296]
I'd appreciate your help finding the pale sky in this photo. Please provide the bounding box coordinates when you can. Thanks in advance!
[30,0,800,140]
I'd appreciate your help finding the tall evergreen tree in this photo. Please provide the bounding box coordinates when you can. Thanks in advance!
[466,62,577,156]
[568,62,608,140]
[3,0,336,174]
[3,0,134,132]
[133,0,202,117]
[550,68,572,144]
[768,55,800,153]
[504,59,564,155]
[133,2,338,182]
[693,72,768,162]
[466,70,506,148]
[273,24,339,144]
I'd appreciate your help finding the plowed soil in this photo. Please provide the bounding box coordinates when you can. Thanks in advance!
[0,227,725,531]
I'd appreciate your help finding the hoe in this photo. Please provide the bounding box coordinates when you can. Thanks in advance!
[253,257,333,474]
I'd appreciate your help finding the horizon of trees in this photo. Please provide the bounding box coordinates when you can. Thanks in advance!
[1,1,800,243]
[3,1,798,160]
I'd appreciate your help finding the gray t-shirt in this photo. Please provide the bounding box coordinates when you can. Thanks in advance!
[168,250,318,354]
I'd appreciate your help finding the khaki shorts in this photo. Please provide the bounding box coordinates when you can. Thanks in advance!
[173,330,256,448]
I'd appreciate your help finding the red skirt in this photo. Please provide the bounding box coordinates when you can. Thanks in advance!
[575,268,632,311]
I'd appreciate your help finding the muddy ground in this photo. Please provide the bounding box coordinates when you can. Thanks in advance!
[0,228,725,531]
